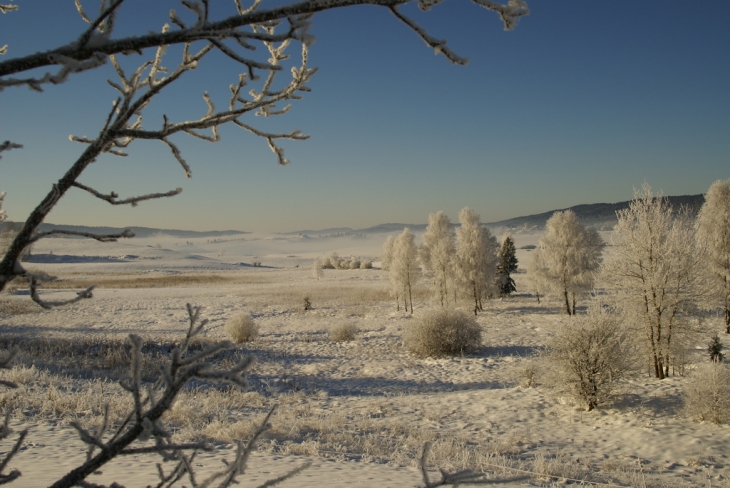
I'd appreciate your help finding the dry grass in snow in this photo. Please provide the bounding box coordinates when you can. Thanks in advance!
[1,233,730,487]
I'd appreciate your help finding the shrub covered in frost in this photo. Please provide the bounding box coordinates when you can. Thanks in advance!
[542,306,634,411]
[404,309,481,357]
[225,313,259,343]
[683,362,730,424]
[329,323,358,342]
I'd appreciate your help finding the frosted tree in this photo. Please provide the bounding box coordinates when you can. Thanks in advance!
[455,207,499,315]
[311,257,324,280]
[528,210,604,315]
[390,228,419,313]
[0,0,529,302]
[696,179,730,333]
[601,184,708,379]
[381,234,396,271]
[419,211,456,306]
[496,234,518,296]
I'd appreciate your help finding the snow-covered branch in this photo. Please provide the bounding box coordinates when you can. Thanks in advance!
[72,181,183,207]
[0,140,22,160]
[27,227,135,245]
[0,0,528,90]
[0,0,528,297]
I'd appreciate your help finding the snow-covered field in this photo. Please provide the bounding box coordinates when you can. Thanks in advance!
[1,230,728,487]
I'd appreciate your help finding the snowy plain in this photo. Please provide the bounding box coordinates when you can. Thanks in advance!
[1,229,729,487]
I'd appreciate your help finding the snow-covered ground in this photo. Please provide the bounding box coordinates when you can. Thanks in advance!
[1,230,728,487]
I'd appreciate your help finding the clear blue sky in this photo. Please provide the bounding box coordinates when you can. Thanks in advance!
[1,1,728,232]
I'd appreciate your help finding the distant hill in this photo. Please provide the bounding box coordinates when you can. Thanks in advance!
[6,194,704,238]
[488,194,705,230]
[357,223,428,234]
[33,224,248,239]
[280,227,354,236]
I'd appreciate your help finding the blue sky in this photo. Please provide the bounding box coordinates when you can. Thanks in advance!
[1,1,728,232]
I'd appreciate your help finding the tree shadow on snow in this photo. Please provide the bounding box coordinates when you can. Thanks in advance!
[476,345,542,358]
[247,373,508,397]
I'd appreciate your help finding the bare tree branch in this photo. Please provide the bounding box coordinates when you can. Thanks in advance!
[27,228,135,244]
[29,278,95,309]
[0,0,528,89]
[418,441,529,487]
[72,182,183,207]
[0,141,22,160]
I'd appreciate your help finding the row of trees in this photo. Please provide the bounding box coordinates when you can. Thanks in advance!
[382,208,513,315]
[530,181,730,380]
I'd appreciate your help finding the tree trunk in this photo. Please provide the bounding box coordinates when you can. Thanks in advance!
[472,282,479,315]
[571,293,576,315]
[407,281,413,315]
[563,289,572,316]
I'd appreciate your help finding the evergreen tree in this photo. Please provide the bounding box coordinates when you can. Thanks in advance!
[497,235,518,296]
[708,334,725,363]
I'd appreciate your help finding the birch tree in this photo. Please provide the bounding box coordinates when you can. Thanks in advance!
[696,179,730,333]
[455,207,498,315]
[420,211,456,307]
[528,210,604,315]
[390,228,419,313]
[381,234,396,271]
[601,184,708,379]
[0,0,529,304]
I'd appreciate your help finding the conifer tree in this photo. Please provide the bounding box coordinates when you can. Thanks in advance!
[497,235,518,296]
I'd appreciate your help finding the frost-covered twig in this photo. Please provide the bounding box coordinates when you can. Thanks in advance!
[28,227,135,245]
[0,0,528,90]
[72,182,183,207]
[388,7,469,65]
[47,304,260,488]
[0,141,22,161]
[0,191,6,223]
[29,277,94,309]
[0,348,25,485]
[418,442,529,487]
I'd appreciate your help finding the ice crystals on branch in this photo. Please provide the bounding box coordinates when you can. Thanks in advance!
[0,2,18,57]
[0,191,6,223]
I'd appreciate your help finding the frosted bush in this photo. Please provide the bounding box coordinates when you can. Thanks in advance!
[404,309,481,357]
[329,323,358,342]
[360,260,372,269]
[683,362,730,424]
[542,306,635,411]
[225,313,258,343]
